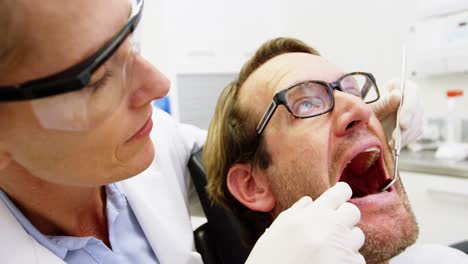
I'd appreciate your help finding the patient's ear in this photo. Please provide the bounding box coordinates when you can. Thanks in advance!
[227,163,275,212]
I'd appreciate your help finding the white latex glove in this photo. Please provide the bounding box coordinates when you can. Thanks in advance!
[246,182,365,264]
[372,79,423,148]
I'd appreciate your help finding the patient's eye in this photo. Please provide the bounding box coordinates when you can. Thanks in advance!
[298,100,314,113]
[344,85,361,97]
[293,97,327,116]
[287,82,331,117]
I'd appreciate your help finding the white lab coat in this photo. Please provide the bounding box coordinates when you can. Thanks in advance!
[0,108,207,264]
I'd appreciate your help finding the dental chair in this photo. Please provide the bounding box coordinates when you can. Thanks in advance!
[188,148,252,264]
[451,240,468,255]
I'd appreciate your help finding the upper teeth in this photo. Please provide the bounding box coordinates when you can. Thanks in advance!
[363,148,380,171]
[345,147,381,167]
[344,147,381,174]
[364,147,380,153]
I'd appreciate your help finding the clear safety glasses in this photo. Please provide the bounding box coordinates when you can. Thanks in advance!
[256,72,380,135]
[0,0,144,131]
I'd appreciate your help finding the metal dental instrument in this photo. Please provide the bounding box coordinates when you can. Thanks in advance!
[379,45,406,192]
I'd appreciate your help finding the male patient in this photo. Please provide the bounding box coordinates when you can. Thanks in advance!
[204,38,468,263]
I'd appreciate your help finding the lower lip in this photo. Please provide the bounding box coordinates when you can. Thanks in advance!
[348,188,398,207]
[127,117,153,142]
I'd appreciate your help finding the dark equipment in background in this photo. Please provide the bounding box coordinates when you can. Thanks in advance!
[188,148,252,264]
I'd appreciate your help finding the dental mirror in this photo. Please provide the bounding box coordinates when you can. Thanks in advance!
[378,45,406,192]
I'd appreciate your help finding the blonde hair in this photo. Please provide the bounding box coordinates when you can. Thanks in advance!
[204,37,320,245]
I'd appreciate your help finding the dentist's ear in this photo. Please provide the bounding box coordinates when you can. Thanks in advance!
[227,163,275,213]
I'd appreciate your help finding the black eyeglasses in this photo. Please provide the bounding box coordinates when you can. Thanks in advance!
[0,0,144,102]
[256,72,380,135]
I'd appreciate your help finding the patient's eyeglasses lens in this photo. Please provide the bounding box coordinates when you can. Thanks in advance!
[339,73,378,103]
[285,82,332,117]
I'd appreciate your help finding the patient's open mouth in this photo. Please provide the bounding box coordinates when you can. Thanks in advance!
[339,146,392,199]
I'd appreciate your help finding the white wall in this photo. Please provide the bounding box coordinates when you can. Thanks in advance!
[141,0,468,120]
[280,0,417,83]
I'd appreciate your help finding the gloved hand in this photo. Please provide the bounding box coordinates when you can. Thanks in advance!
[246,182,365,264]
[372,79,423,148]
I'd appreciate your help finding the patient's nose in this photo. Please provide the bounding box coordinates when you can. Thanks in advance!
[332,90,372,137]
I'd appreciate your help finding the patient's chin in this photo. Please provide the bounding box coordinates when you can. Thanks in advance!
[358,198,419,264]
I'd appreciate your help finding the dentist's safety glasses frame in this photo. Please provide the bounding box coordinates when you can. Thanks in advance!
[0,0,144,131]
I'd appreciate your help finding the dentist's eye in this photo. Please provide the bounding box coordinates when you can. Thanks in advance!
[89,70,112,91]
[87,69,113,92]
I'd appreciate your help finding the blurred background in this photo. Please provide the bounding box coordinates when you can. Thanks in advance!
[141,0,468,248]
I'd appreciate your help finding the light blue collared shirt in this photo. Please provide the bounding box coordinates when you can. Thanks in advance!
[0,184,159,264]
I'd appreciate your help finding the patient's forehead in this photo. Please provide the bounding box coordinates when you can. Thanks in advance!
[239,53,343,115]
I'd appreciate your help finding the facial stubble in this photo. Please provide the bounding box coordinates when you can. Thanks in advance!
[265,129,418,263]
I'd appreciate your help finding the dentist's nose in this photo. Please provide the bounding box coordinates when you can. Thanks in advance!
[128,55,170,109]
[332,91,372,137]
